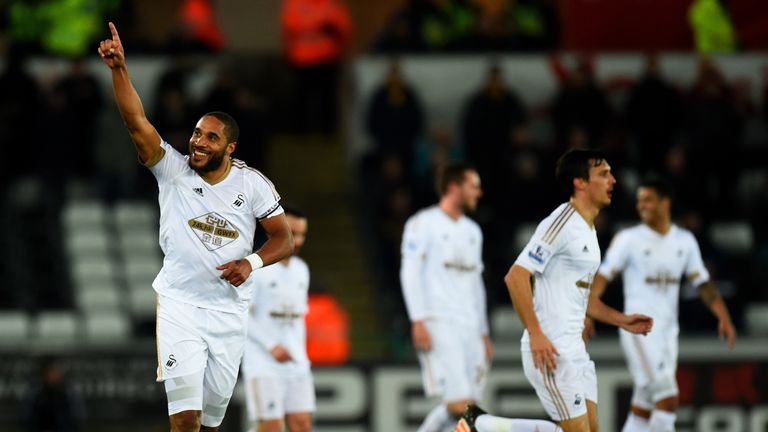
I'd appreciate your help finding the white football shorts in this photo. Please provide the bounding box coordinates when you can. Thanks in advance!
[417,318,488,403]
[522,347,597,422]
[244,372,316,421]
[620,326,679,409]
[156,294,248,426]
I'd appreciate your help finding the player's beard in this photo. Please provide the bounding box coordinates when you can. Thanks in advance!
[190,147,228,173]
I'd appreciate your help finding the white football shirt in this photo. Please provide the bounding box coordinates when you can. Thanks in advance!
[515,202,601,354]
[598,224,710,329]
[242,256,311,378]
[147,141,283,314]
[400,206,489,333]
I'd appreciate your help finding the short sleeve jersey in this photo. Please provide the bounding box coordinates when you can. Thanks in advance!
[147,141,283,313]
[400,206,486,330]
[242,257,310,378]
[514,203,601,354]
[598,224,710,329]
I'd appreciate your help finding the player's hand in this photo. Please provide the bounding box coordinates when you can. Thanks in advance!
[582,317,596,344]
[719,318,737,351]
[270,345,293,362]
[529,330,559,371]
[216,259,253,287]
[411,320,432,352]
[621,314,653,335]
[97,22,125,69]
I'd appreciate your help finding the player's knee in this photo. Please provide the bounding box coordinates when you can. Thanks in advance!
[649,376,678,408]
[259,419,283,432]
[446,400,471,417]
[170,410,201,432]
[655,395,679,412]
[285,414,312,432]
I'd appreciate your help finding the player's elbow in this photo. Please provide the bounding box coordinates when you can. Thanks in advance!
[280,231,295,259]
[504,265,527,287]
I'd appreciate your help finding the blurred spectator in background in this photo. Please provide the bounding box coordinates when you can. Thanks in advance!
[461,62,527,211]
[152,58,197,153]
[418,0,477,51]
[550,55,612,150]
[22,357,85,432]
[281,0,352,135]
[471,0,559,50]
[373,0,476,52]
[625,53,683,174]
[48,58,104,181]
[411,124,464,209]
[201,66,273,171]
[662,145,703,215]
[688,0,737,53]
[375,0,558,52]
[306,285,351,365]
[684,56,742,211]
[0,46,43,188]
[170,0,227,52]
[366,60,425,174]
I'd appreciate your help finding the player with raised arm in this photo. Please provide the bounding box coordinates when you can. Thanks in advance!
[587,177,736,432]
[400,162,492,432]
[457,149,653,432]
[241,206,315,432]
[98,22,293,432]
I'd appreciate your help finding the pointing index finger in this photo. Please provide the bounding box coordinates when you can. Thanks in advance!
[108,22,120,42]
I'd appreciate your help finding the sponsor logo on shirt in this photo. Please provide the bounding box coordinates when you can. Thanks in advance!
[528,244,550,265]
[188,212,240,251]
[193,187,204,197]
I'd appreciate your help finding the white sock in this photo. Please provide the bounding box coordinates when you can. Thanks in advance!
[648,410,676,432]
[475,414,560,432]
[418,404,453,432]
[622,413,651,432]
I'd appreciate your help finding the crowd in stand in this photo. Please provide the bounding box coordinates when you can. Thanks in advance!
[360,54,768,340]
[373,0,559,53]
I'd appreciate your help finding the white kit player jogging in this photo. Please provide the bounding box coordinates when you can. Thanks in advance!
[514,202,601,421]
[242,256,316,421]
[400,205,490,401]
[598,223,710,407]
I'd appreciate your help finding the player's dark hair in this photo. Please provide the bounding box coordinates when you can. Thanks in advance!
[282,204,306,219]
[555,148,608,197]
[437,162,476,196]
[639,176,674,200]
[203,111,240,143]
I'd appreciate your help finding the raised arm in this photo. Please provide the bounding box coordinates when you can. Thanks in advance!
[505,264,558,371]
[698,281,737,351]
[97,22,160,164]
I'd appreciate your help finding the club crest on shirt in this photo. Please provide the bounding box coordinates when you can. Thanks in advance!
[232,193,245,209]
[164,354,178,370]
[188,212,240,251]
[528,243,551,265]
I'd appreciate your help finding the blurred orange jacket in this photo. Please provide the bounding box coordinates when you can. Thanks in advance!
[305,292,350,365]
[281,0,352,67]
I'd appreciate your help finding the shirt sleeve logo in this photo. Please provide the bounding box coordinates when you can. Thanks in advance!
[528,244,551,265]
[188,212,240,250]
